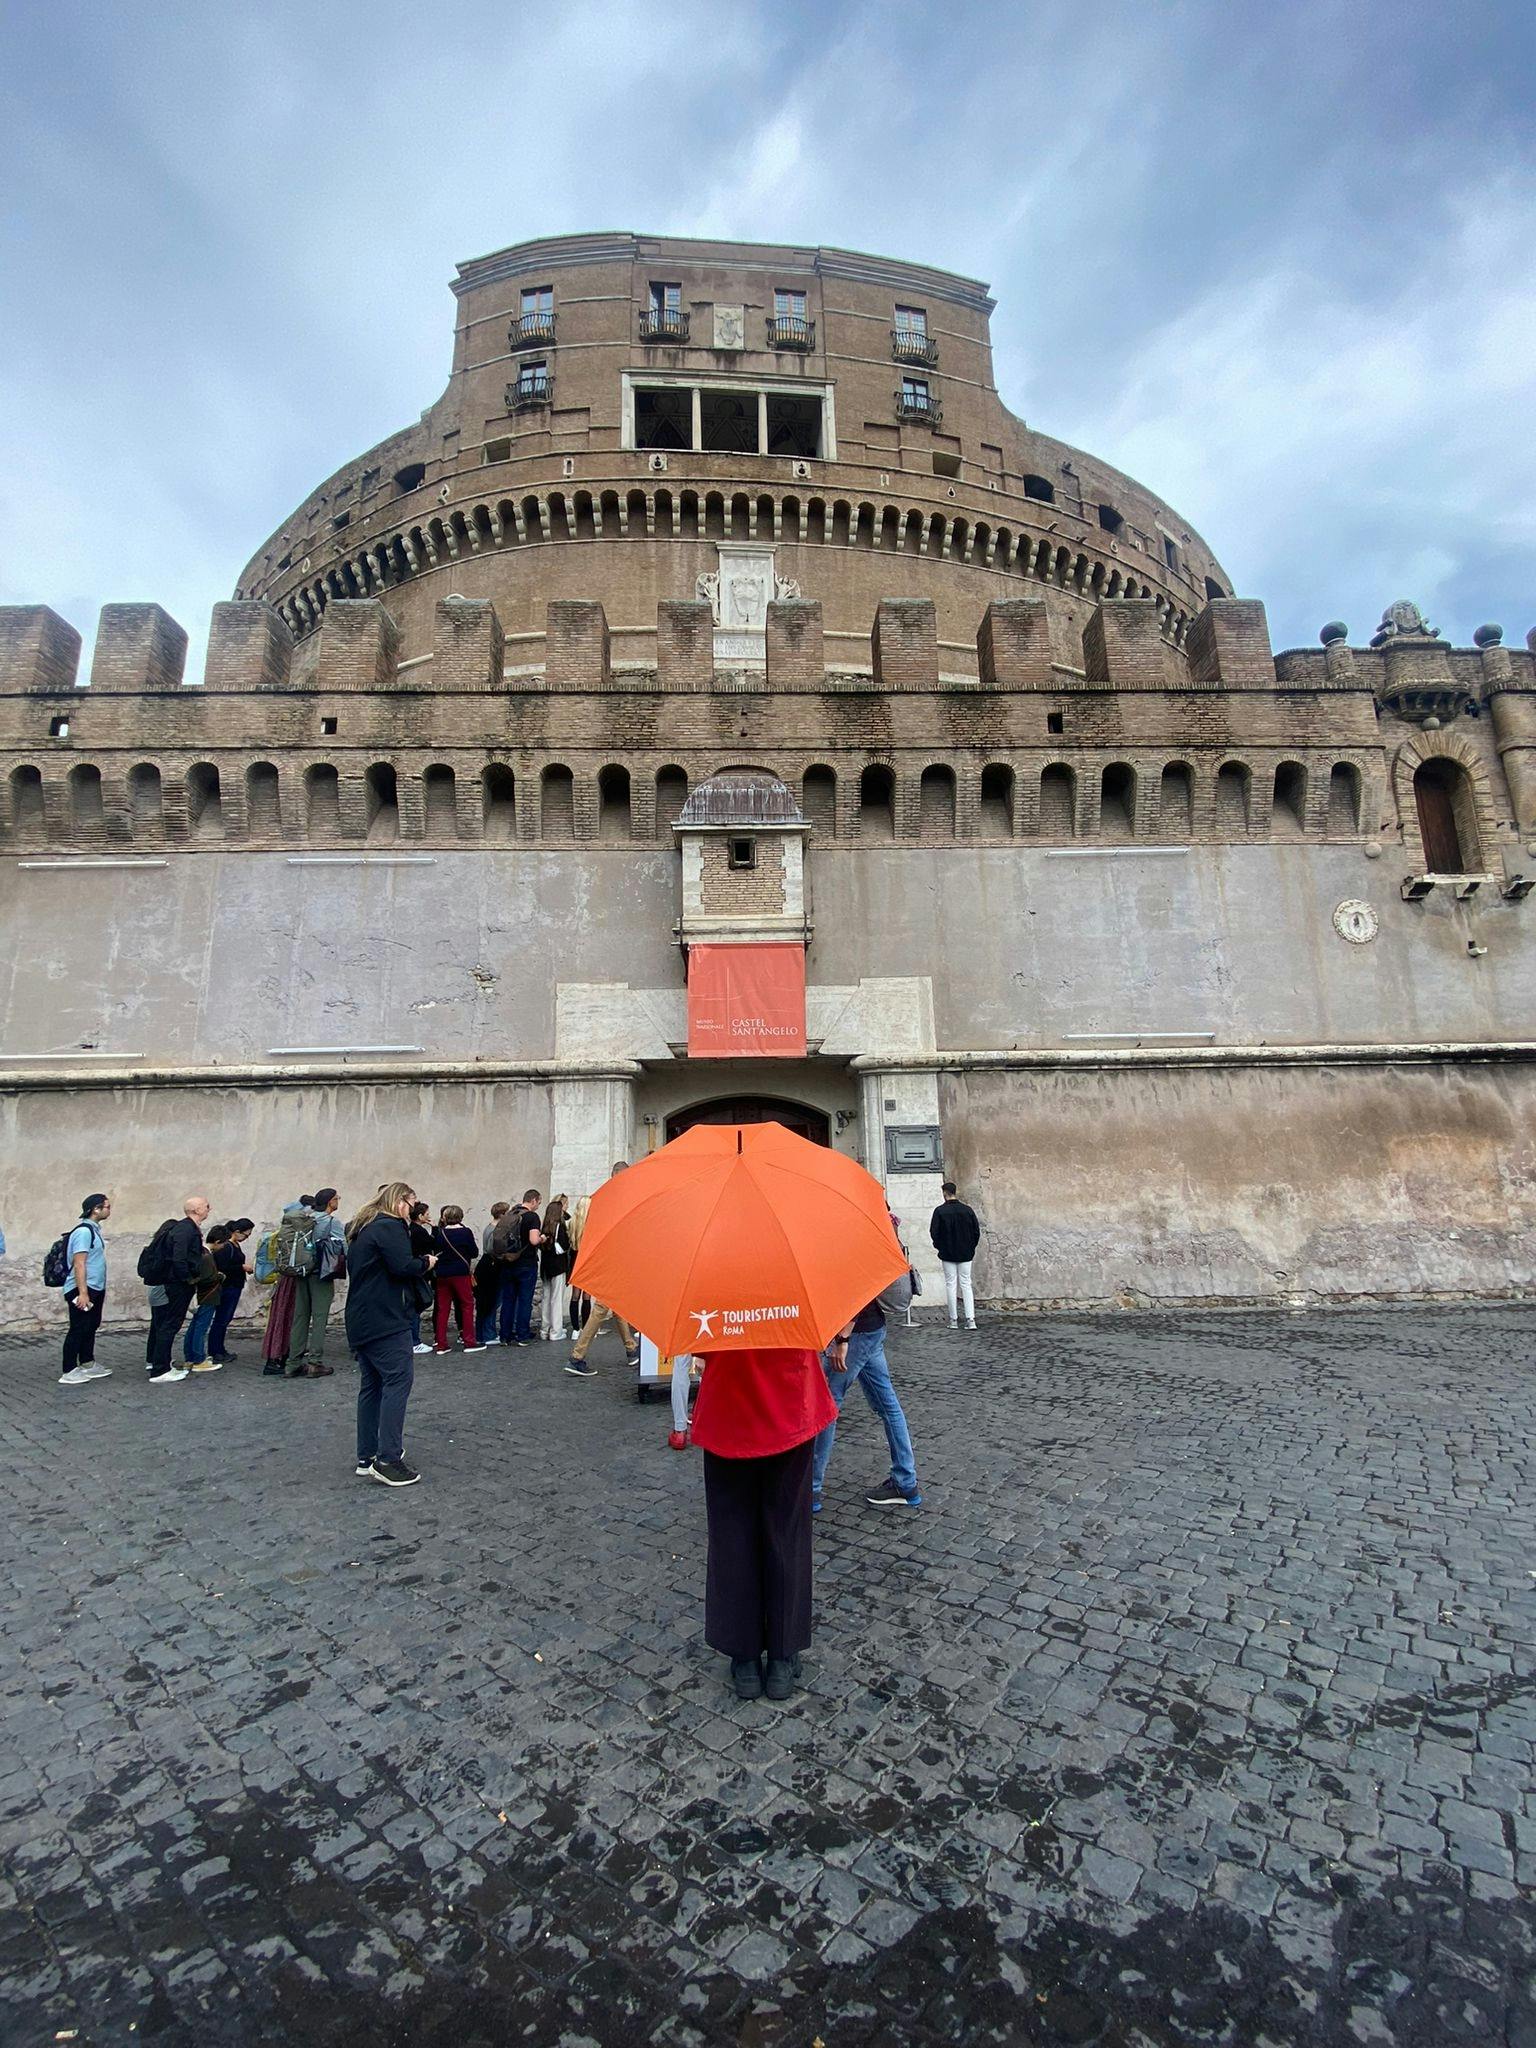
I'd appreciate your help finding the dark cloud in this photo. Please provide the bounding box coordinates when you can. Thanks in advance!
[2,0,1531,669]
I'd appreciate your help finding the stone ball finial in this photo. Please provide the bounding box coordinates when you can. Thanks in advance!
[1473,624,1503,649]
[1527,626,1536,654]
[1319,621,1348,646]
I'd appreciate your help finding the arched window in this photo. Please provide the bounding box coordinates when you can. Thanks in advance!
[802,765,836,836]
[68,763,105,833]
[1215,762,1251,835]
[857,763,895,841]
[1414,758,1474,873]
[130,762,164,835]
[9,764,44,834]
[1328,763,1360,835]
[918,764,956,840]
[655,765,688,840]
[1272,762,1306,838]
[365,763,399,844]
[1099,763,1134,841]
[423,764,457,837]
[979,764,1013,839]
[1039,764,1076,839]
[186,763,222,841]
[1159,763,1193,838]
[482,764,515,841]
[598,764,631,842]
[541,764,575,841]
[246,761,280,836]
[306,763,340,837]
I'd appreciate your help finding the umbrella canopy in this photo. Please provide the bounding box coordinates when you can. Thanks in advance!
[569,1123,909,1355]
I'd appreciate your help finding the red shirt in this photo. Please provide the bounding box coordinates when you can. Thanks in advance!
[688,1347,838,1459]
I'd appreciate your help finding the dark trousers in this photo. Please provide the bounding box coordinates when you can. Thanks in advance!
[498,1262,537,1343]
[208,1281,244,1359]
[63,1288,105,1370]
[356,1329,415,1466]
[146,1283,195,1372]
[703,1440,815,1661]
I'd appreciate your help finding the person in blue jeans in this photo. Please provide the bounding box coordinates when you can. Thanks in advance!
[490,1190,543,1346]
[207,1219,255,1363]
[812,1295,921,1511]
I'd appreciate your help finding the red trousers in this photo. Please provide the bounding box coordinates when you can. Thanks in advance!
[433,1275,475,1348]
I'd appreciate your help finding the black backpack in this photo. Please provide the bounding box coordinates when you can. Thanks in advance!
[42,1226,75,1289]
[136,1220,177,1286]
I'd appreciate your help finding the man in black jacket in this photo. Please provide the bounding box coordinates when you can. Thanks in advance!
[145,1195,211,1381]
[929,1182,981,1330]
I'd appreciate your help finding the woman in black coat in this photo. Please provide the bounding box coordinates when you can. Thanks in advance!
[345,1183,434,1488]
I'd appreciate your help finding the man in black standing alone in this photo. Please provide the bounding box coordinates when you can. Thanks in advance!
[929,1181,981,1331]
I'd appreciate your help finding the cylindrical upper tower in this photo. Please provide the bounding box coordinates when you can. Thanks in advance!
[238,232,1229,678]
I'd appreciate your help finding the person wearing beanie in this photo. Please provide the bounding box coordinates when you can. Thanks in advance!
[287,1186,344,1378]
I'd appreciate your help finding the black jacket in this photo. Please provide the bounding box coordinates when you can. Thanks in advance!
[344,1215,428,1347]
[539,1218,572,1281]
[164,1216,205,1288]
[929,1200,980,1262]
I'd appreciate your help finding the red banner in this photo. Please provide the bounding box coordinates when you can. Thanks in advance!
[687,944,806,1059]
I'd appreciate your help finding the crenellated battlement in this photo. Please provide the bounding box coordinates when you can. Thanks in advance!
[2,592,1531,858]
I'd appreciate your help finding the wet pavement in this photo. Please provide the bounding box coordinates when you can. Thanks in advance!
[2,1303,1534,2047]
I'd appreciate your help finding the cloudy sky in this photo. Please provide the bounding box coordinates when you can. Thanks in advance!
[2,0,1532,674]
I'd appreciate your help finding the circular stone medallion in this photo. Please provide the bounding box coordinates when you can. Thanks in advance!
[1333,900,1378,945]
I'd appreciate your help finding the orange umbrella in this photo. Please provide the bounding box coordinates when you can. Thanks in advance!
[569,1123,909,1355]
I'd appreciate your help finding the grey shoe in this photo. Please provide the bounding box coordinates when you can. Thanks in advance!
[764,1658,797,1701]
[730,1657,763,1700]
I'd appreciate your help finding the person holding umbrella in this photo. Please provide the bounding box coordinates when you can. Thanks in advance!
[570,1123,906,1703]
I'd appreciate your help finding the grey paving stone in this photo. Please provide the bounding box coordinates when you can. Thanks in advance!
[1,1304,1533,2047]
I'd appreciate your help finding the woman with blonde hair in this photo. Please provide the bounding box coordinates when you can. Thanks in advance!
[344,1182,435,1487]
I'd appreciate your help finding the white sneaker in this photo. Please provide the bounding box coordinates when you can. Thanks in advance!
[965,1320,977,1330]
[82,1363,113,1380]
[151,1366,189,1383]
[58,1366,95,1386]
[412,1343,432,1354]
[462,1343,487,1353]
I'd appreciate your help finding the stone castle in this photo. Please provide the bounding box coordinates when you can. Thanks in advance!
[3,233,1533,1317]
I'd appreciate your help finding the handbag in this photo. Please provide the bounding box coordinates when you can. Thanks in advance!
[909,1266,923,1298]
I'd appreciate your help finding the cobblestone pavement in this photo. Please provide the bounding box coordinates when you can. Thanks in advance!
[2,1304,1534,2047]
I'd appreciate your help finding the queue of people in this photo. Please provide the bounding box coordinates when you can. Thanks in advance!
[50,1155,982,1704]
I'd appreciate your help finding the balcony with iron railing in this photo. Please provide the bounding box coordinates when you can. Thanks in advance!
[506,370,553,411]
[766,315,816,351]
[891,328,939,367]
[639,307,691,343]
[508,312,557,349]
[894,388,942,427]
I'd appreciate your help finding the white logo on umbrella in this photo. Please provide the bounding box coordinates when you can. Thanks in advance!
[691,1309,718,1340]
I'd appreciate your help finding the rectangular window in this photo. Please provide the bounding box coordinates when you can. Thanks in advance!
[320,716,339,736]
[765,393,820,458]
[650,281,681,316]
[901,377,930,406]
[773,288,806,320]
[728,837,756,870]
[521,285,553,318]
[894,304,927,337]
[1162,533,1180,572]
[49,715,69,738]
[516,360,550,399]
[1047,710,1064,735]
[635,386,692,449]
[700,388,760,454]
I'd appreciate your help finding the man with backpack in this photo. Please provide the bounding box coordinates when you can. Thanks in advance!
[55,1193,112,1387]
[141,1196,211,1382]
